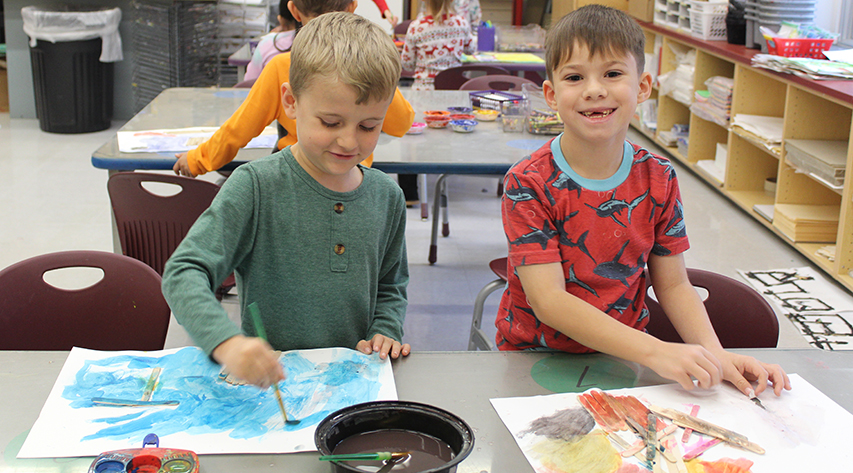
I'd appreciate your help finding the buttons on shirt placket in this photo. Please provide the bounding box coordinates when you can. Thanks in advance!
[331,202,348,271]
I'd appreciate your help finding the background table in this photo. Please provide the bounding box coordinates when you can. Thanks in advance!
[2,348,851,473]
[91,88,550,263]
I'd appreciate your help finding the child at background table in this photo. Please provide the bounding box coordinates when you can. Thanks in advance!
[173,0,414,178]
[244,0,298,83]
[163,12,411,389]
[401,0,475,90]
[496,5,790,400]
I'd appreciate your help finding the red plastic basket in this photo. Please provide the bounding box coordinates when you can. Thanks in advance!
[766,37,834,59]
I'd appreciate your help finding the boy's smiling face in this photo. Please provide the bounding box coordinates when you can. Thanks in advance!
[282,75,391,191]
[543,41,652,150]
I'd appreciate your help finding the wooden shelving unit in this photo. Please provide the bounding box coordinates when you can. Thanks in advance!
[635,21,853,293]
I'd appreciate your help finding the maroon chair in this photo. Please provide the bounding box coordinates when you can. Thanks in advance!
[433,64,511,90]
[0,251,170,351]
[645,268,780,348]
[469,257,508,350]
[107,172,235,299]
[459,74,538,91]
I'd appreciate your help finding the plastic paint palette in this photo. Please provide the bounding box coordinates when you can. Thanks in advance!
[88,434,199,473]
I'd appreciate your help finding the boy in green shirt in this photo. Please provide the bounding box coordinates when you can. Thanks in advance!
[162,12,410,389]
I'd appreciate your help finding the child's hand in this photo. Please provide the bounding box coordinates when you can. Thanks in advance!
[173,152,197,178]
[212,335,284,389]
[356,334,411,360]
[714,350,792,397]
[383,10,399,27]
[646,342,723,391]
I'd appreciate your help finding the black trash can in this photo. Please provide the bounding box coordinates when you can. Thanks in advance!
[29,37,113,133]
[22,6,122,133]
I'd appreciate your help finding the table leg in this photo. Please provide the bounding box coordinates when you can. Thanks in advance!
[429,174,448,265]
[108,169,122,254]
[419,173,429,221]
[441,177,450,237]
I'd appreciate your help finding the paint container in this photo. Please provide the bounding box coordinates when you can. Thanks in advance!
[315,401,475,473]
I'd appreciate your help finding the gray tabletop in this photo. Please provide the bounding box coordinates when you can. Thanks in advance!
[2,349,851,473]
[90,88,551,175]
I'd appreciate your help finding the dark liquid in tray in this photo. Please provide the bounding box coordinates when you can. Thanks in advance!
[332,429,455,471]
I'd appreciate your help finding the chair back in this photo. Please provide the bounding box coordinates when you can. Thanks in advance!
[434,65,511,90]
[0,251,170,351]
[393,19,412,40]
[108,172,221,276]
[459,74,538,91]
[644,268,780,348]
[234,78,256,88]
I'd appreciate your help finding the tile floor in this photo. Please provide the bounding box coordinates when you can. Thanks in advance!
[1,112,819,351]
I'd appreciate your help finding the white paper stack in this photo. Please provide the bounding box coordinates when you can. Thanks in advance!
[784,139,848,188]
[773,203,840,242]
[731,114,784,154]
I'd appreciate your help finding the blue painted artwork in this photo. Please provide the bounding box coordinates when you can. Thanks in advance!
[18,347,397,458]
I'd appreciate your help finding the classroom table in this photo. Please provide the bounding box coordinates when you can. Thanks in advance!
[1,348,851,473]
[90,88,549,263]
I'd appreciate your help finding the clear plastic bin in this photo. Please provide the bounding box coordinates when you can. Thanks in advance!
[496,24,545,52]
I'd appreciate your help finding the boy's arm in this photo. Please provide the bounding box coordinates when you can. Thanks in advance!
[517,261,725,391]
[647,253,791,396]
[381,88,415,138]
[184,55,288,176]
[161,170,257,354]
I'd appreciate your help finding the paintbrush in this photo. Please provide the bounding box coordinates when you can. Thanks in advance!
[92,367,180,407]
[746,388,766,410]
[248,302,298,425]
[649,405,764,455]
[319,452,410,462]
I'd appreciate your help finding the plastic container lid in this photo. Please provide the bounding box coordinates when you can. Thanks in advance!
[21,6,123,62]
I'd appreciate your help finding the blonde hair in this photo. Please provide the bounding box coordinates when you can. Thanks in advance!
[289,12,401,104]
[423,0,454,18]
[545,4,645,82]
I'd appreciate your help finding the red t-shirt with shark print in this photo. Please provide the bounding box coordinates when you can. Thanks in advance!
[496,137,690,352]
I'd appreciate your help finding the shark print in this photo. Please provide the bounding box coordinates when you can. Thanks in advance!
[604,291,636,314]
[664,200,687,238]
[584,189,650,227]
[559,230,596,263]
[566,264,598,296]
[497,141,691,353]
[514,306,540,329]
[634,152,676,180]
[504,173,539,210]
[551,171,584,198]
[648,194,666,222]
[593,240,645,287]
[511,221,558,250]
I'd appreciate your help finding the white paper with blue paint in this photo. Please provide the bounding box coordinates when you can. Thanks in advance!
[18,346,397,458]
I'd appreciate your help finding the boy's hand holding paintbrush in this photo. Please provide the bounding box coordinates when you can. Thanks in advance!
[212,334,285,390]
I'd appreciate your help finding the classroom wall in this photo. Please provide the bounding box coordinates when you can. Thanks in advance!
[4,0,136,120]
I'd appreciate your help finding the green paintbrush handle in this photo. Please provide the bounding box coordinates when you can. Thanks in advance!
[319,452,394,461]
[248,302,267,341]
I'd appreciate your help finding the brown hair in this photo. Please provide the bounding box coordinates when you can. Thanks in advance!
[545,4,645,82]
[289,12,401,104]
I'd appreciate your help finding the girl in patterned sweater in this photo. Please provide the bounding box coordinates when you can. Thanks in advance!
[401,0,475,90]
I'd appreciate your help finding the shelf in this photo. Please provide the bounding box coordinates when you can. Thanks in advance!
[731,128,781,160]
[639,23,853,294]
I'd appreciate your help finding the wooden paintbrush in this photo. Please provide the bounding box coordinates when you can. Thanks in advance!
[248,302,299,425]
[649,406,764,455]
